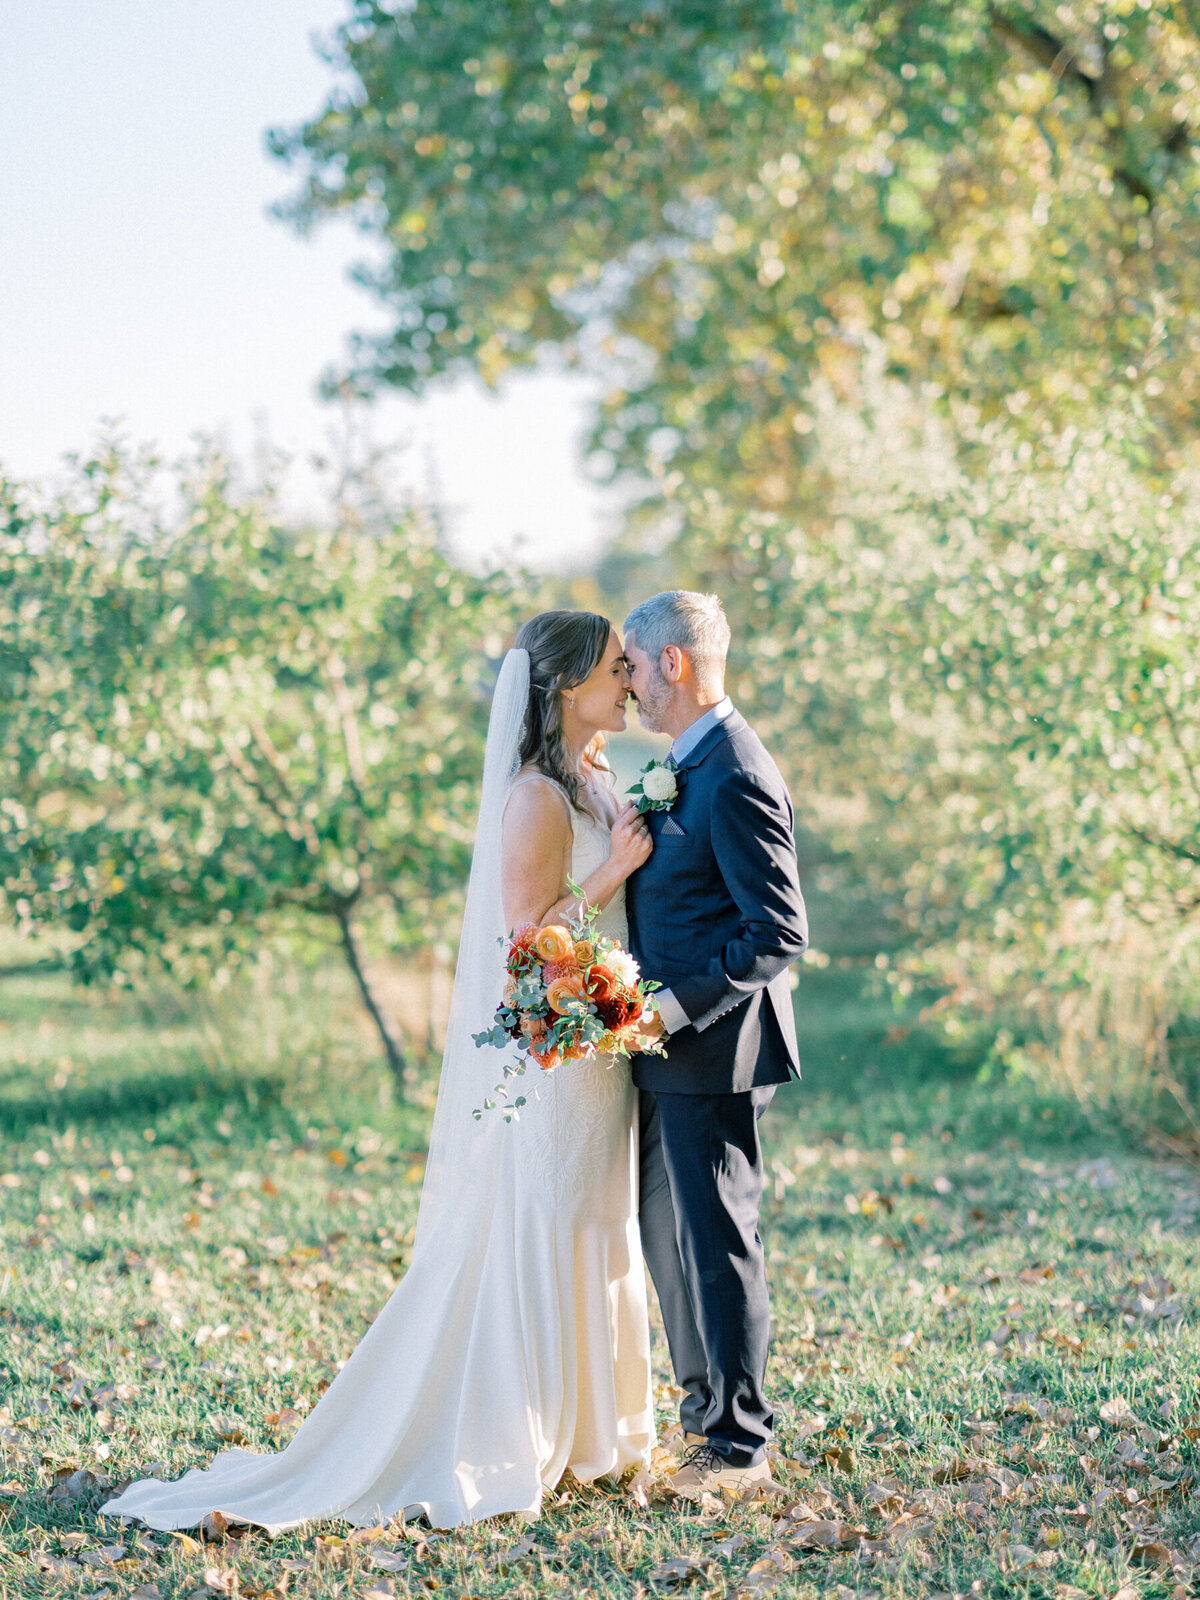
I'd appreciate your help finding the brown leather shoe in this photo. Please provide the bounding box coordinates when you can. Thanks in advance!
[669,1443,783,1502]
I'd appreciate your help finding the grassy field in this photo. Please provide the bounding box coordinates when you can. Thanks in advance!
[2,949,1199,1600]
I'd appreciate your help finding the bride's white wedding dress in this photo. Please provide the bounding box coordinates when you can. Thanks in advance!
[103,653,654,1533]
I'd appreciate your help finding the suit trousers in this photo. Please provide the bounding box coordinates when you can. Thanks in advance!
[638,1084,775,1467]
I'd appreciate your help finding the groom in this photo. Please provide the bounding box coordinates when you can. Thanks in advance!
[623,590,808,1499]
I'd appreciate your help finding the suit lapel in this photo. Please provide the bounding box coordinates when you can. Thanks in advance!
[672,710,745,789]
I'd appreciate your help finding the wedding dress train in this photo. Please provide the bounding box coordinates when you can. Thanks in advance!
[103,654,654,1532]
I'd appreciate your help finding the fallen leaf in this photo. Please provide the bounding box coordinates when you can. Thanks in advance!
[647,1553,711,1587]
[209,1415,248,1445]
[1130,1539,1172,1568]
[36,1554,82,1577]
[1100,1397,1136,1426]
[713,1532,748,1557]
[1000,1544,1039,1572]
[786,1519,866,1551]
[933,1456,971,1483]
[47,1466,98,1502]
[742,1550,791,1592]
[1020,1263,1055,1282]
[79,1545,128,1568]
[625,1467,654,1509]
[171,1532,205,1556]
[490,1532,536,1571]
[863,1479,906,1512]
[369,1550,409,1573]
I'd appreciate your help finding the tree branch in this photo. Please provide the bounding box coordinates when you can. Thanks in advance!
[1156,686,1200,814]
[989,6,1191,207]
[324,655,370,815]
[1126,823,1200,865]
[989,10,1100,103]
[332,896,412,1094]
[218,730,321,857]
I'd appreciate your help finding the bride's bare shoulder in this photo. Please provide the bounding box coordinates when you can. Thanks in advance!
[504,766,572,832]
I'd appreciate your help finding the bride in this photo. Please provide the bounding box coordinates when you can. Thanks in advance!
[103,611,659,1532]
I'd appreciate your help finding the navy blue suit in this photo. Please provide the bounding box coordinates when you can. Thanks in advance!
[627,710,807,1464]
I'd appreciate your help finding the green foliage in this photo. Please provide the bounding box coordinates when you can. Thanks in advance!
[276,0,1200,504]
[274,0,1200,1122]
[0,443,524,1087]
[670,381,1200,1119]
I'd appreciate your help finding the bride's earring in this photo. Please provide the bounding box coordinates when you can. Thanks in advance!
[568,694,575,709]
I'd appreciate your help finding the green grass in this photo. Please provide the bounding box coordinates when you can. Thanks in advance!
[2,955,1199,1600]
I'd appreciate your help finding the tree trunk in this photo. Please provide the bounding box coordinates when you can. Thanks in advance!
[332,901,410,1096]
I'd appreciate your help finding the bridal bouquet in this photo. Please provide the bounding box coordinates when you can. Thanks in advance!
[472,886,664,1120]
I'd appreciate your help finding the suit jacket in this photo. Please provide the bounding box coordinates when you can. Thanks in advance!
[626,710,808,1094]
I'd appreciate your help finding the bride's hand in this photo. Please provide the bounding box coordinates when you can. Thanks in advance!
[632,1010,666,1051]
[609,801,652,878]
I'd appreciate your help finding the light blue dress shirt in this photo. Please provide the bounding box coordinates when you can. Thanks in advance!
[667,696,734,766]
[654,698,735,1036]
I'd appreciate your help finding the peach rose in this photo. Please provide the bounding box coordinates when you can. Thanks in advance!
[572,939,595,966]
[534,924,574,962]
[545,973,588,1015]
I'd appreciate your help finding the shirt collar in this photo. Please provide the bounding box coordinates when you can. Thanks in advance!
[669,697,734,765]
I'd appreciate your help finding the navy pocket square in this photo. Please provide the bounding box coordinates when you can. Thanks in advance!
[660,817,686,836]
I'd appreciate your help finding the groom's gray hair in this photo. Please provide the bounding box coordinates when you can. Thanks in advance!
[623,590,731,697]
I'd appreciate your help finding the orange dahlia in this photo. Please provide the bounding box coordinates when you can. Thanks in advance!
[585,964,619,1004]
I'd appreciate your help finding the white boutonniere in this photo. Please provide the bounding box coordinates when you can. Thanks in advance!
[628,757,679,815]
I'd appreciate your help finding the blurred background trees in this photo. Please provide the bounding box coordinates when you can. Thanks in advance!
[0,442,522,1093]
[4,0,1200,1131]
[268,0,1200,1127]
[272,0,1200,476]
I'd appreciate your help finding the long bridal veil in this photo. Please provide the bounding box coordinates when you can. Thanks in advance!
[414,645,530,1238]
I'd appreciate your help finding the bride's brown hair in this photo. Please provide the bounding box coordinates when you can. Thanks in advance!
[516,610,613,811]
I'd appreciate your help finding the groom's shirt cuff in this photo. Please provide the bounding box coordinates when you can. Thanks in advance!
[655,987,691,1035]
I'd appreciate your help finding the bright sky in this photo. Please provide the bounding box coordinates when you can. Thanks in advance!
[0,1,618,571]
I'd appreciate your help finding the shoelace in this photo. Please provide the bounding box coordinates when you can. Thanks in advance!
[680,1442,724,1474]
